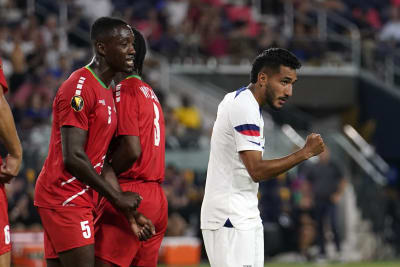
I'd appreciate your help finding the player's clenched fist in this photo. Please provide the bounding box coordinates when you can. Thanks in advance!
[303,133,325,158]
[114,191,143,215]
[0,153,22,183]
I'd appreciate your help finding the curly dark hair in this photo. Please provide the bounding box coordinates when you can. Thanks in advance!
[250,48,301,83]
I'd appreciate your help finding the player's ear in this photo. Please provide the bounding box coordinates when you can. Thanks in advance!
[258,72,268,86]
[96,41,106,57]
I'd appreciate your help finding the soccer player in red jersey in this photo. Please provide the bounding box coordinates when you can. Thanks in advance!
[0,58,23,267]
[34,17,150,267]
[94,28,167,267]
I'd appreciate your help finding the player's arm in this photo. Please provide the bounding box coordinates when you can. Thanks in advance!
[240,133,325,183]
[0,84,22,182]
[101,159,155,240]
[101,160,122,192]
[61,126,141,212]
[109,135,141,176]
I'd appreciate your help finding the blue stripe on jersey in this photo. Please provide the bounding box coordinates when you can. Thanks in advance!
[235,87,247,98]
[234,124,260,132]
[248,140,261,146]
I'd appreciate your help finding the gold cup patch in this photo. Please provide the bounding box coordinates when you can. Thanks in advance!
[71,95,84,112]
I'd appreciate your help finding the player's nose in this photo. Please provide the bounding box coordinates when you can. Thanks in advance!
[285,84,293,97]
[128,42,135,55]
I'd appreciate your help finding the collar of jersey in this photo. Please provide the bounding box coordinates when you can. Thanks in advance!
[124,74,142,81]
[84,65,108,89]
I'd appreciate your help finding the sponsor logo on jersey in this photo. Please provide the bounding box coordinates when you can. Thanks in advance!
[71,95,84,112]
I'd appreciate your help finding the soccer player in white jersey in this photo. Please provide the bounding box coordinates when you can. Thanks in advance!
[201,48,325,267]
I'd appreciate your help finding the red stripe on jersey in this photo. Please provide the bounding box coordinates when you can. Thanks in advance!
[239,130,260,136]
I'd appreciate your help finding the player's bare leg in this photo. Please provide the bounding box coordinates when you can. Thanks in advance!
[0,251,10,267]
[95,257,117,267]
[58,245,95,267]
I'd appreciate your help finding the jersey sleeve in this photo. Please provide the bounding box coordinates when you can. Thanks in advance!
[57,76,96,131]
[229,100,263,153]
[115,83,139,136]
[0,59,8,93]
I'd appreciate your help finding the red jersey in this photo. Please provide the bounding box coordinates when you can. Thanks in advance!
[0,58,8,93]
[34,66,117,208]
[115,75,165,183]
[0,58,8,193]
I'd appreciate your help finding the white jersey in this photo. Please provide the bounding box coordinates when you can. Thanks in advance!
[201,87,265,231]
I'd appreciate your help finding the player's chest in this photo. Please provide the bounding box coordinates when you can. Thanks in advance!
[90,89,117,128]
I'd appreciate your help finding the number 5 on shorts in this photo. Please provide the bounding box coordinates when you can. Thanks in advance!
[80,220,91,239]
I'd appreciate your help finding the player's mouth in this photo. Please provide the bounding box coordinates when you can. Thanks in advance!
[278,97,288,106]
[126,57,135,67]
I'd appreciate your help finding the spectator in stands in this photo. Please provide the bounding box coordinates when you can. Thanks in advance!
[173,94,202,148]
[291,166,316,261]
[305,147,347,260]
[379,6,400,42]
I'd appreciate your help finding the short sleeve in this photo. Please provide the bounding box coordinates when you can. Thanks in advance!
[229,100,263,152]
[57,76,96,131]
[115,83,139,136]
[0,59,8,93]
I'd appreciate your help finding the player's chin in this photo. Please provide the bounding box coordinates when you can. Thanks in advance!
[271,102,283,111]
[119,66,133,74]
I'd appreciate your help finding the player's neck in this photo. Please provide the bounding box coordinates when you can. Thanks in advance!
[114,70,139,85]
[248,83,263,107]
[87,57,115,88]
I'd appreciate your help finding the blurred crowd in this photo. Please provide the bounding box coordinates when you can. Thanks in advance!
[0,0,400,261]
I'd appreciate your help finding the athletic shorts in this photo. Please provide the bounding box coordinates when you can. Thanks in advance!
[95,181,168,267]
[202,224,264,267]
[37,206,95,259]
[0,185,11,255]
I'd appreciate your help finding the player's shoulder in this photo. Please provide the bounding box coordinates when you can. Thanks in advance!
[228,88,257,111]
[61,67,91,87]
[119,76,153,97]
[57,67,96,99]
[119,75,137,88]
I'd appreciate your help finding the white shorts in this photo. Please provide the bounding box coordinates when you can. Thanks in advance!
[202,225,264,267]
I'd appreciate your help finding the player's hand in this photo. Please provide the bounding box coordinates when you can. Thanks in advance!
[303,133,325,158]
[0,154,22,183]
[114,191,142,214]
[128,211,156,241]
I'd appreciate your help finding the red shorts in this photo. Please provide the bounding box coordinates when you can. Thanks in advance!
[95,181,168,267]
[37,206,95,259]
[0,185,11,255]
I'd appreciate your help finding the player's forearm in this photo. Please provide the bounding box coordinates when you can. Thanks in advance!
[110,148,134,176]
[64,151,120,204]
[0,95,22,158]
[111,136,141,176]
[102,161,122,192]
[251,148,310,182]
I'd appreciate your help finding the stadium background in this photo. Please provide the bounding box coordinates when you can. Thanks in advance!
[1,0,400,266]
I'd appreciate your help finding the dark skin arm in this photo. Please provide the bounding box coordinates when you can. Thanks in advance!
[110,135,141,176]
[0,85,22,183]
[61,126,141,216]
[101,161,155,240]
[240,133,325,183]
